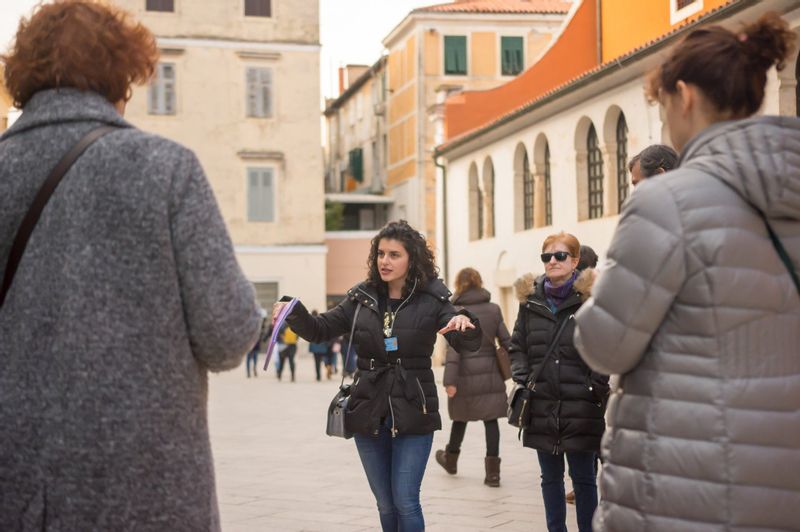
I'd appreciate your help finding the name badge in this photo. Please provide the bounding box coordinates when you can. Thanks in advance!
[384,337,399,352]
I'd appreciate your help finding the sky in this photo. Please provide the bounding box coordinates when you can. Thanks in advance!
[0,0,438,99]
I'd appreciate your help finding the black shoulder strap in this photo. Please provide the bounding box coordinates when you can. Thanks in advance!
[528,314,574,390]
[709,175,799,294]
[339,303,362,389]
[0,126,119,309]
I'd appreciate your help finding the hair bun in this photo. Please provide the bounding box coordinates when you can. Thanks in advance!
[740,12,795,72]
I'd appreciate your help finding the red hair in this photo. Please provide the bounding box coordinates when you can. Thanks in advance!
[3,0,159,108]
[542,232,580,257]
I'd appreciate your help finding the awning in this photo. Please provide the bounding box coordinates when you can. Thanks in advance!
[325,193,394,205]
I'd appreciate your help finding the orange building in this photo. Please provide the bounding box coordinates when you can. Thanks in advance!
[382,0,571,244]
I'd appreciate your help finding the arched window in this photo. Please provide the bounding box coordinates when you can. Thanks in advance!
[468,163,483,240]
[482,158,495,238]
[587,124,604,219]
[616,113,629,210]
[544,143,552,226]
[522,151,534,229]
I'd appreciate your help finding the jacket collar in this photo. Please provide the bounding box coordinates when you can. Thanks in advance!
[525,274,582,317]
[1,88,132,141]
[347,277,451,314]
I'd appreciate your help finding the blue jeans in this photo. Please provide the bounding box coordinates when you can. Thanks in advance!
[354,425,433,532]
[245,350,258,377]
[536,451,598,532]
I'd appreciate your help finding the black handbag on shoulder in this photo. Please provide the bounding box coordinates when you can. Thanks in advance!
[326,304,361,439]
[508,314,574,428]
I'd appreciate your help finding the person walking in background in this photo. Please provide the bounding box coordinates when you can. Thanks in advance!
[575,14,800,531]
[0,2,261,529]
[246,309,269,378]
[435,267,511,487]
[628,144,678,186]
[510,232,609,532]
[276,323,298,382]
[272,220,481,532]
[576,245,598,272]
[308,310,331,381]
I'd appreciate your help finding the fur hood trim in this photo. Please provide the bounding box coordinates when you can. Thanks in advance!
[513,269,596,303]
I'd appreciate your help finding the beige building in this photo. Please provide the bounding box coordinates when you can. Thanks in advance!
[116,0,325,312]
[323,59,390,304]
[382,0,571,254]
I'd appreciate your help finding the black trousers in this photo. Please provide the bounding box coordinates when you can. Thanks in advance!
[448,419,500,457]
[277,345,296,379]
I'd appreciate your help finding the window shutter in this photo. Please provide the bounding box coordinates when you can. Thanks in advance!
[444,36,466,75]
[501,37,523,75]
[163,64,175,114]
[261,68,272,117]
[349,148,364,183]
[247,168,275,222]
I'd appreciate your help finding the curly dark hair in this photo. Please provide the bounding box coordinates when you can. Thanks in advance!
[366,220,439,298]
[3,0,158,108]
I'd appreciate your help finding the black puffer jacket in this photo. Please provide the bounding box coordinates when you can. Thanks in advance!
[287,278,481,436]
[509,275,608,453]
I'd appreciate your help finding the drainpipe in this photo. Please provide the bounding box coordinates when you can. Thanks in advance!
[596,0,603,64]
[434,155,449,285]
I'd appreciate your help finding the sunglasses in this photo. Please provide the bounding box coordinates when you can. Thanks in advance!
[540,251,572,263]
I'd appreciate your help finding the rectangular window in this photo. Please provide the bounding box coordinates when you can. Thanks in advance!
[247,167,275,222]
[444,36,467,75]
[146,0,174,12]
[670,0,702,24]
[501,36,524,76]
[677,0,697,8]
[148,63,176,115]
[246,67,273,118]
[245,0,271,17]
[349,148,364,183]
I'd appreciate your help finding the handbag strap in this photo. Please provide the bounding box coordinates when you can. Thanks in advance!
[709,175,799,294]
[527,314,574,390]
[0,125,119,309]
[339,303,362,389]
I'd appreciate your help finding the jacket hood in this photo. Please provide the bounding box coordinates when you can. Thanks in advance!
[1,88,131,141]
[349,277,452,306]
[452,287,491,306]
[680,115,800,220]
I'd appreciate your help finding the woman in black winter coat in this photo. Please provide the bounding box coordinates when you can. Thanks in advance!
[509,232,609,532]
[273,220,481,532]
[435,267,511,487]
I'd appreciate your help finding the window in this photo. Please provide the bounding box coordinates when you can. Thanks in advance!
[544,143,552,226]
[146,0,174,12]
[245,0,271,17]
[501,36,524,76]
[348,148,364,183]
[247,167,275,222]
[469,165,483,240]
[522,150,534,230]
[444,36,467,75]
[148,63,176,115]
[246,67,272,118]
[670,0,702,24]
[677,0,697,7]
[796,53,800,117]
[483,160,495,238]
[587,124,604,219]
[253,282,279,313]
[616,114,629,210]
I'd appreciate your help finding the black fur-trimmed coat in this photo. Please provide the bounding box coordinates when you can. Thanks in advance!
[287,278,481,436]
[509,274,609,454]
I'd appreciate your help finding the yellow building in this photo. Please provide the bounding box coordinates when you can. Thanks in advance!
[115,0,325,312]
[0,65,11,133]
[382,0,571,249]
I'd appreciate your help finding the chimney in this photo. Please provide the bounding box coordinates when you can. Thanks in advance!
[338,67,345,96]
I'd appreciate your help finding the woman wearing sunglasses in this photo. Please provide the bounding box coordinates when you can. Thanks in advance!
[509,231,609,532]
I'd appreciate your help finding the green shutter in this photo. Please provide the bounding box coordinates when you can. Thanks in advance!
[501,36,524,76]
[444,36,467,75]
[349,148,364,183]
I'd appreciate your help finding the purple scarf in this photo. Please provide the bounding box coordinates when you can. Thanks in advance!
[544,271,578,313]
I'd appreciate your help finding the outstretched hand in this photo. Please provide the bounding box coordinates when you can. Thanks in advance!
[437,315,475,335]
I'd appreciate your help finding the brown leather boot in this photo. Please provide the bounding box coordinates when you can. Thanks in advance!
[435,446,459,475]
[484,456,501,487]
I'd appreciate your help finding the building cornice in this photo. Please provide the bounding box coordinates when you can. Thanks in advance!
[156,37,320,53]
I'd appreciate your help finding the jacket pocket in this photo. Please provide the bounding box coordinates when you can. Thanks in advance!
[414,377,428,414]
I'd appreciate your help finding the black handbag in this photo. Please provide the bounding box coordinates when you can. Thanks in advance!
[326,304,361,438]
[508,314,574,428]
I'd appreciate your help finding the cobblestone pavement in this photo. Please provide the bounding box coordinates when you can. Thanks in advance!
[209,353,579,531]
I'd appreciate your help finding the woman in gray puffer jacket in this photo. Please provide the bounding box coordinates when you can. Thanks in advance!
[574,13,800,532]
[435,268,512,487]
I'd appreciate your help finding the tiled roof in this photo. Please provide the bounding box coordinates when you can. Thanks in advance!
[412,0,572,15]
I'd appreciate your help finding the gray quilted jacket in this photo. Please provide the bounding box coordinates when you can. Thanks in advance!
[0,89,261,531]
[575,116,800,532]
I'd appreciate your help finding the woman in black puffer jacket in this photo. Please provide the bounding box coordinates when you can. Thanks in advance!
[509,231,608,532]
[275,220,481,532]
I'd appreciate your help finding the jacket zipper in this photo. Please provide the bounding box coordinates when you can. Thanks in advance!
[386,278,417,338]
[415,378,427,414]
[387,397,398,438]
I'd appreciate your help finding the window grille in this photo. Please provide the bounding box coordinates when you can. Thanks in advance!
[522,151,534,230]
[587,125,604,219]
[544,143,552,225]
[148,63,176,115]
[616,114,629,211]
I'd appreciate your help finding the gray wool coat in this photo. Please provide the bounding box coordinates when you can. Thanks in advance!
[0,89,261,531]
[444,288,511,422]
[575,116,800,532]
